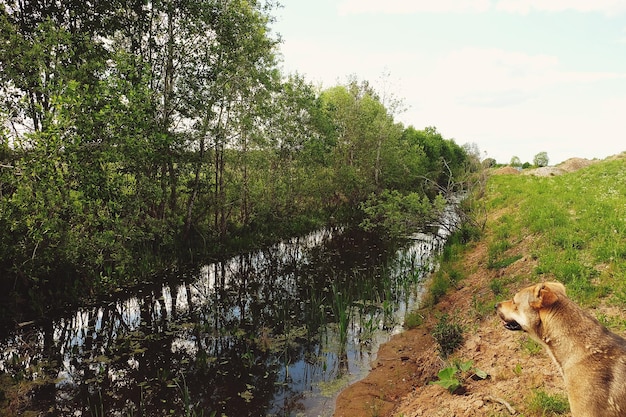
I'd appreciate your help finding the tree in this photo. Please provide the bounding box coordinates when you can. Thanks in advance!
[318,79,395,205]
[533,152,549,167]
[510,156,521,168]
[400,126,468,197]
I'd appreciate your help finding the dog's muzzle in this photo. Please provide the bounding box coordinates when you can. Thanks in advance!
[495,302,523,331]
[503,320,522,331]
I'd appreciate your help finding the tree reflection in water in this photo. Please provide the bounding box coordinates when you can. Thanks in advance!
[0,226,449,416]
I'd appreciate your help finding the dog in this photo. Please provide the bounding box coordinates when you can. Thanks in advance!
[495,282,626,417]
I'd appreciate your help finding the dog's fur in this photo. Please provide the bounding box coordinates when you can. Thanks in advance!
[496,282,626,417]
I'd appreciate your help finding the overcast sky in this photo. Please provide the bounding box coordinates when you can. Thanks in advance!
[271,0,626,165]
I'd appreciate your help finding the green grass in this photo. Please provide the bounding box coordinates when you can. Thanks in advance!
[519,336,542,356]
[485,156,626,308]
[403,309,423,329]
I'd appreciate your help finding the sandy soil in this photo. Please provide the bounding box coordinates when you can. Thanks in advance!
[492,157,599,178]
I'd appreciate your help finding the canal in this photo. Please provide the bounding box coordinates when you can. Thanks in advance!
[0,216,455,416]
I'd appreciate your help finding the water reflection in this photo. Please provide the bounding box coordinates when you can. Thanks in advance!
[0,225,450,416]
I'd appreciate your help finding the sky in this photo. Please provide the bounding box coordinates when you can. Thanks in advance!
[270,0,626,165]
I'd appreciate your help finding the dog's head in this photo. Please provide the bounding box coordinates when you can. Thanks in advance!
[495,282,566,334]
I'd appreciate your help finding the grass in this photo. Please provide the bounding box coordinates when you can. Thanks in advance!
[485,156,626,308]
[527,389,569,416]
[478,157,626,415]
[403,309,423,329]
[378,156,625,416]
[519,336,543,356]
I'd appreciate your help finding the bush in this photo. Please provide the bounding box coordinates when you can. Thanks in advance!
[432,314,463,358]
[404,310,423,329]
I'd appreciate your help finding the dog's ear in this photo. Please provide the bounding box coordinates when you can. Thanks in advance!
[530,283,560,309]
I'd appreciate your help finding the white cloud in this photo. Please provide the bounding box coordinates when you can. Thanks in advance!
[337,0,490,15]
[495,0,626,16]
[337,0,626,16]
[391,45,626,163]
[414,47,626,108]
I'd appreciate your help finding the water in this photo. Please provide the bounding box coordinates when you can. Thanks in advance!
[0,218,454,416]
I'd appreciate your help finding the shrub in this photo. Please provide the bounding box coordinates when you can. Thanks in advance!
[432,314,463,358]
[404,310,423,329]
[429,359,488,394]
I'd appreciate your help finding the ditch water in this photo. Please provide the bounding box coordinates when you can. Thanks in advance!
[0,209,458,416]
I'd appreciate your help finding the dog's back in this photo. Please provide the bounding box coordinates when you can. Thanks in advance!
[554,297,626,417]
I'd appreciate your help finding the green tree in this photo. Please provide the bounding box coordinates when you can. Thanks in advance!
[318,78,401,211]
[510,156,522,168]
[534,151,549,167]
[400,126,468,197]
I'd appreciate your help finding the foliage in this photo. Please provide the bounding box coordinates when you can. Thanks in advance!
[0,0,473,318]
[431,365,462,393]
[429,359,488,394]
[428,270,451,306]
[359,190,445,238]
[520,337,543,356]
[403,310,423,329]
[400,126,470,197]
[509,156,521,167]
[432,314,464,358]
[533,151,549,167]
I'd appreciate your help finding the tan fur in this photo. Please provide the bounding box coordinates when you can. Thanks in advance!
[496,282,626,417]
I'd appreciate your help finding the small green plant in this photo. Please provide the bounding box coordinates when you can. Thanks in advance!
[489,279,504,295]
[403,310,423,329]
[429,359,488,394]
[432,314,463,358]
[429,270,451,305]
[447,268,463,285]
[471,294,494,320]
[520,336,542,356]
[528,389,569,415]
[431,365,462,393]
[513,363,523,376]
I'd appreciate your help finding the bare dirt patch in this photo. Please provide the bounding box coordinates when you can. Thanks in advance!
[492,166,520,175]
[523,157,598,177]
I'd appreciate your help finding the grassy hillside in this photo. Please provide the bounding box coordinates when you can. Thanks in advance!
[484,154,626,308]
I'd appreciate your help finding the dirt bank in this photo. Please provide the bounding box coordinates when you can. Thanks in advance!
[333,236,567,417]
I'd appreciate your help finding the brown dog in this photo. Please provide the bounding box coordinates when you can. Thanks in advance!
[496,282,626,417]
